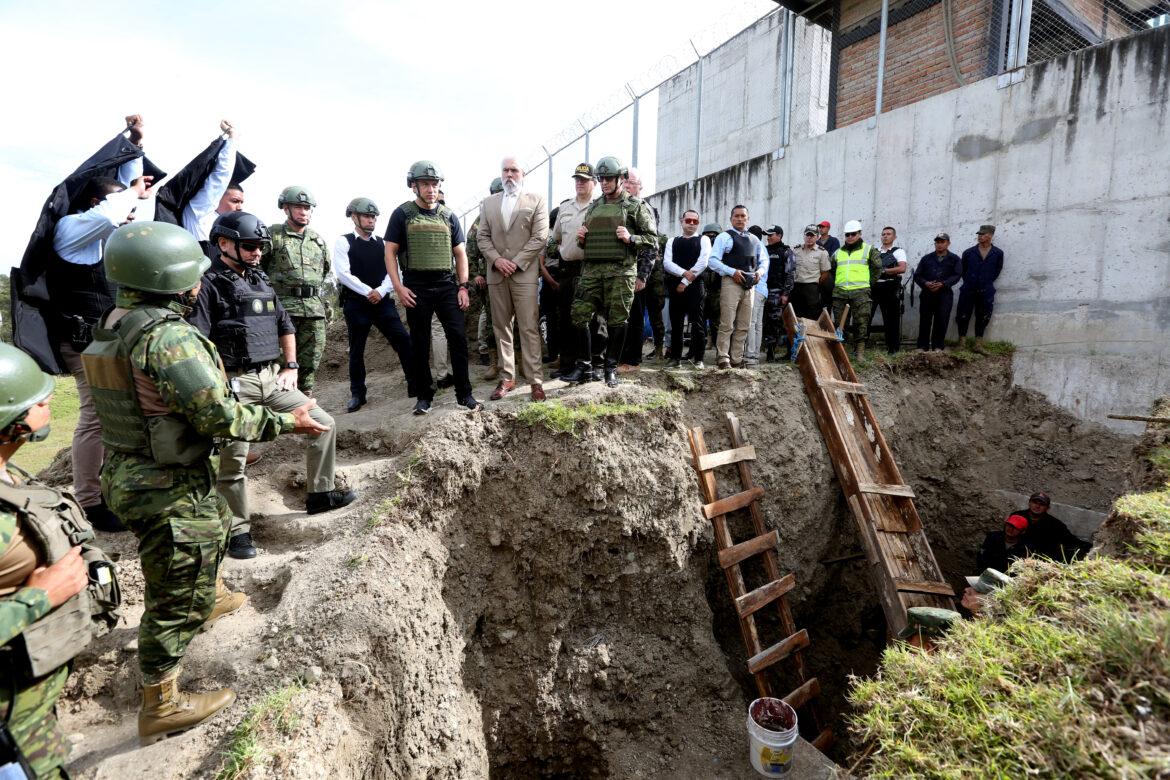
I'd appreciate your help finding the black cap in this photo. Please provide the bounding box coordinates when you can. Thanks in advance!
[572,162,595,179]
[1030,492,1051,506]
[763,224,784,236]
[934,232,950,241]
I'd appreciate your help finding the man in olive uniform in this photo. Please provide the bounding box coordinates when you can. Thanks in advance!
[468,177,504,379]
[830,219,882,360]
[572,156,657,387]
[263,186,330,393]
[82,221,328,744]
[0,343,107,779]
[622,167,666,362]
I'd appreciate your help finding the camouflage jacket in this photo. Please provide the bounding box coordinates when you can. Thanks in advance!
[0,498,50,647]
[466,215,485,278]
[578,191,658,275]
[262,223,331,318]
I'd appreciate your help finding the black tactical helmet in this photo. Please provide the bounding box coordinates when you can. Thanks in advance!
[489,177,503,195]
[407,161,444,187]
[277,186,317,209]
[595,156,628,179]
[346,197,380,217]
[210,211,272,244]
[0,343,55,432]
[105,222,211,294]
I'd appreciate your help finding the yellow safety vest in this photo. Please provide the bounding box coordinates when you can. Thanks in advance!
[834,242,872,290]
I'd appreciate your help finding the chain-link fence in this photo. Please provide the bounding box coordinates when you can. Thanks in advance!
[1023,0,1168,64]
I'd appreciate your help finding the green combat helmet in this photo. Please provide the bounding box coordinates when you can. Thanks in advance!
[595,156,628,179]
[0,342,55,432]
[489,177,503,195]
[702,222,722,235]
[345,197,380,217]
[104,222,211,294]
[965,568,1012,594]
[277,186,317,209]
[895,606,961,641]
[407,160,444,187]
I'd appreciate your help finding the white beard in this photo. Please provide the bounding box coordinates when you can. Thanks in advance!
[503,179,521,196]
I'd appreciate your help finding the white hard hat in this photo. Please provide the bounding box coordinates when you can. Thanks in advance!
[843,219,862,233]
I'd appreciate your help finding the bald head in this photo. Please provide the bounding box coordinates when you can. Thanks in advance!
[623,167,643,197]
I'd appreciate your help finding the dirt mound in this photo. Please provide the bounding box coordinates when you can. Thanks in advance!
[54,354,1134,777]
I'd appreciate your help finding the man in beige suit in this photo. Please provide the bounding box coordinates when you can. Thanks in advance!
[477,156,550,401]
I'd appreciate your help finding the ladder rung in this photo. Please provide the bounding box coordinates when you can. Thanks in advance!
[812,727,836,752]
[718,530,779,570]
[736,573,795,618]
[894,577,955,597]
[702,486,765,520]
[696,445,756,473]
[803,328,840,340]
[783,677,821,711]
[857,481,916,498]
[747,629,809,674]
[817,377,867,394]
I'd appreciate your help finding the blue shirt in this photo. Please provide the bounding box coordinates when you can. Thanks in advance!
[913,251,963,290]
[708,229,769,280]
[959,245,1004,292]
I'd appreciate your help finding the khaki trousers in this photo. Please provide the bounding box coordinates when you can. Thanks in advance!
[489,275,542,384]
[716,282,755,364]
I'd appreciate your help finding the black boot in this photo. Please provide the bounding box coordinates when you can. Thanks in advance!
[560,360,591,383]
[306,489,358,515]
[346,394,366,413]
[84,500,126,532]
[604,324,626,387]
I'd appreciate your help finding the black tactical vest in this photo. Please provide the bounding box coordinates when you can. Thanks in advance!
[767,245,791,290]
[47,253,117,323]
[669,236,702,275]
[721,231,760,272]
[877,246,903,284]
[345,234,387,290]
[204,267,282,369]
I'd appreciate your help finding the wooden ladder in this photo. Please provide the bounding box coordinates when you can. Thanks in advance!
[686,412,834,753]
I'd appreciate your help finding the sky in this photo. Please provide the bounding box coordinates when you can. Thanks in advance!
[0,0,777,271]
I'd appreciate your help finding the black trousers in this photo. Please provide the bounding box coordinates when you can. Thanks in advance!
[342,293,414,397]
[869,281,902,353]
[402,277,471,401]
[955,287,995,337]
[791,282,823,320]
[667,276,706,360]
[539,270,559,360]
[620,287,648,365]
[916,287,953,350]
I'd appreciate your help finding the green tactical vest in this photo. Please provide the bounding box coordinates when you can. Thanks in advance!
[0,467,121,677]
[583,199,631,263]
[835,242,872,290]
[82,307,216,466]
[401,201,454,273]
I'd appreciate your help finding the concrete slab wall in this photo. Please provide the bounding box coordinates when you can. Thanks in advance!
[648,26,1170,434]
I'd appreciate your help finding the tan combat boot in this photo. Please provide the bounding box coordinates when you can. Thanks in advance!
[201,574,246,632]
[483,349,500,381]
[139,674,235,745]
[853,342,865,361]
[973,337,989,355]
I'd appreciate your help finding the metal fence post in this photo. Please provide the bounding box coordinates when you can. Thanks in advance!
[542,145,554,206]
[1015,0,1033,68]
[777,9,790,154]
[691,39,704,184]
[632,94,640,168]
[873,0,890,121]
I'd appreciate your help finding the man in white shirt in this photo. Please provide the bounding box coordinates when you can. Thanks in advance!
[333,198,415,412]
[871,225,908,355]
[181,121,240,246]
[662,210,711,368]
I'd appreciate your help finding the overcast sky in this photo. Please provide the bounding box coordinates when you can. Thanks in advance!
[0,0,776,270]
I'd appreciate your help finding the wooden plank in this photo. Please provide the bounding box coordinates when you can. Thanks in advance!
[696,445,756,473]
[701,485,765,521]
[817,377,868,394]
[736,574,795,619]
[812,728,836,752]
[894,578,956,597]
[783,677,821,711]
[857,481,915,498]
[717,530,780,570]
[747,629,810,674]
[803,327,842,340]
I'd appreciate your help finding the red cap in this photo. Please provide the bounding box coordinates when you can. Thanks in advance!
[1005,514,1029,531]
[818,221,831,228]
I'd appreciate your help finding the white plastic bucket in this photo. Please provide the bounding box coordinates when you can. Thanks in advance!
[746,698,799,777]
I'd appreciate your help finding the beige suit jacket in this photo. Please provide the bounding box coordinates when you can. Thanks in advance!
[476,190,549,284]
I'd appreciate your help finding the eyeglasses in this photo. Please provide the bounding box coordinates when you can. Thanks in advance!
[239,243,265,253]
[845,231,861,237]
[683,218,699,225]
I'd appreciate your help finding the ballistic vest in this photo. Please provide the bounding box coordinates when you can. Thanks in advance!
[0,468,120,677]
[583,198,633,263]
[835,242,873,290]
[720,231,759,272]
[766,245,791,291]
[669,236,702,275]
[47,252,117,323]
[400,202,454,273]
[876,246,903,285]
[202,266,283,369]
[345,234,387,290]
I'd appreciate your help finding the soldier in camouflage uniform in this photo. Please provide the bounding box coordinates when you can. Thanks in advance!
[622,168,666,362]
[82,222,328,744]
[468,177,503,379]
[572,156,657,387]
[263,186,330,393]
[0,343,102,779]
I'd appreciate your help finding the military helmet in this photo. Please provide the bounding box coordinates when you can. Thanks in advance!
[0,343,55,432]
[489,177,503,195]
[702,222,722,235]
[104,221,211,294]
[346,197,380,217]
[595,156,628,179]
[407,160,444,187]
[210,211,271,244]
[277,185,317,209]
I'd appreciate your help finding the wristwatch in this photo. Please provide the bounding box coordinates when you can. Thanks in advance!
[459,282,471,291]
[283,361,299,370]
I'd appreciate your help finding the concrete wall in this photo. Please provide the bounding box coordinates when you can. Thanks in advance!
[648,27,1170,434]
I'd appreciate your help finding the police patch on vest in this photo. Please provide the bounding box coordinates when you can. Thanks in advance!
[252,299,264,314]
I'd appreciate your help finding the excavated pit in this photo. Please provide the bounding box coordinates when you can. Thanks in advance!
[55,351,1136,779]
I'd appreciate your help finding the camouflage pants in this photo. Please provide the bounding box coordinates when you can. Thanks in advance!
[645,259,665,347]
[105,455,228,685]
[291,316,326,393]
[0,665,69,779]
[832,287,873,345]
[571,264,636,330]
[477,285,494,348]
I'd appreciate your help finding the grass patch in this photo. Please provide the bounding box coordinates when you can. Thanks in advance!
[345,554,368,569]
[364,451,421,531]
[18,376,80,476]
[513,390,676,436]
[218,683,304,780]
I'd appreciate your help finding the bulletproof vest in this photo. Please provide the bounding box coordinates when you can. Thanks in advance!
[669,236,702,274]
[767,246,790,290]
[877,246,903,285]
[345,234,387,290]
[401,202,454,273]
[583,199,630,263]
[0,468,120,677]
[720,231,759,272]
[83,307,216,466]
[835,243,873,290]
[47,252,117,323]
[203,268,283,369]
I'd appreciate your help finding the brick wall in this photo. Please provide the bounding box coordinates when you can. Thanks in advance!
[835,0,996,127]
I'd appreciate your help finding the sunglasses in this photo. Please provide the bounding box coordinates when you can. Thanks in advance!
[845,231,861,237]
[683,218,699,225]
[239,243,265,253]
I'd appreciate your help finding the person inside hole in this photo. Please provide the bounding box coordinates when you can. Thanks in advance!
[894,606,961,651]
[976,513,1033,573]
[1016,491,1091,563]
[960,567,1012,615]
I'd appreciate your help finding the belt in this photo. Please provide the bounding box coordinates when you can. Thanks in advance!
[227,361,277,375]
[274,285,321,297]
